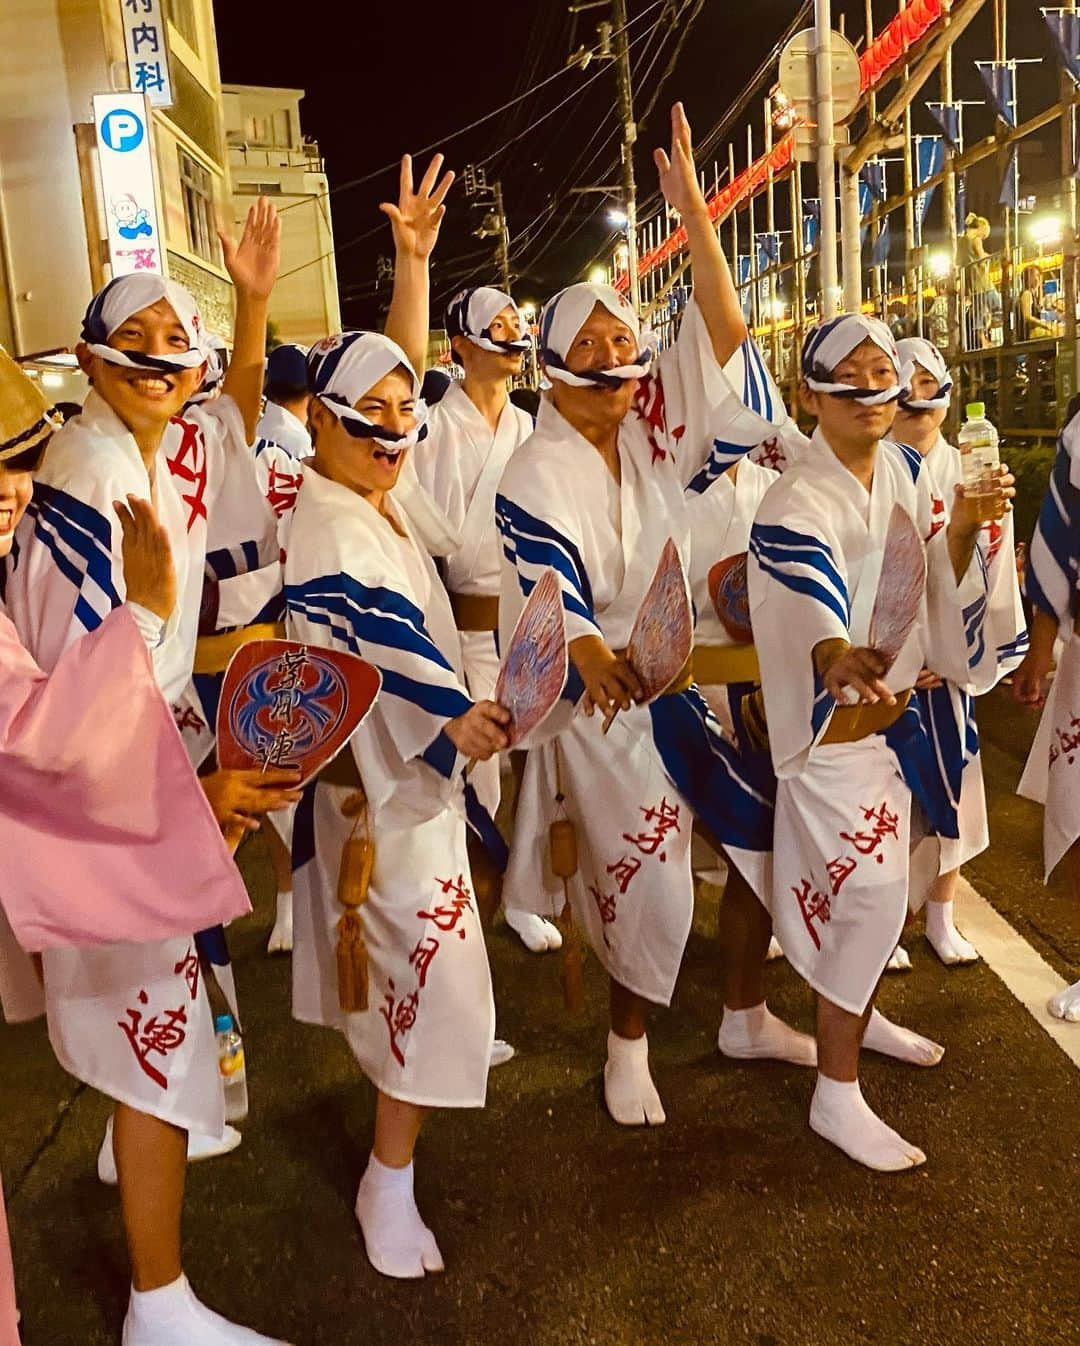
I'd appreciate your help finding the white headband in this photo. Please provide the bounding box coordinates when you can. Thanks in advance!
[81,275,207,374]
[539,282,651,388]
[802,313,910,406]
[307,331,428,450]
[446,287,530,356]
[895,337,953,411]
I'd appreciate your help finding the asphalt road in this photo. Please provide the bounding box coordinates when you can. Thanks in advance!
[3,684,1079,1346]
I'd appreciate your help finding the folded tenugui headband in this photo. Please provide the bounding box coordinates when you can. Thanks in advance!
[81,275,208,375]
[801,312,910,406]
[307,331,428,450]
[538,282,652,389]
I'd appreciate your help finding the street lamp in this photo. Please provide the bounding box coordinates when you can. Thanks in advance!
[607,207,629,227]
[588,265,608,284]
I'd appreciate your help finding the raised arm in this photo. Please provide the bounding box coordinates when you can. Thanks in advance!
[381,153,455,379]
[219,197,281,444]
[654,103,746,366]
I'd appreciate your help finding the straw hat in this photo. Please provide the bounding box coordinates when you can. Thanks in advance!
[0,345,61,463]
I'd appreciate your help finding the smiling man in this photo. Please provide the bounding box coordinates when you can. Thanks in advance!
[747,313,1013,1173]
[1,201,300,1345]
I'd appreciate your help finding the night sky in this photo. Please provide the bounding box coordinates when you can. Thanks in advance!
[212,0,1061,330]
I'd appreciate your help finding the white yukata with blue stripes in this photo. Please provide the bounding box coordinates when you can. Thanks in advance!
[1,388,276,1131]
[497,302,776,1006]
[285,467,494,1109]
[748,428,990,1014]
[906,431,1028,878]
[1019,413,1080,880]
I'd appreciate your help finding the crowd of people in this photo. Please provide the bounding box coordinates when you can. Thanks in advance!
[0,103,1077,1346]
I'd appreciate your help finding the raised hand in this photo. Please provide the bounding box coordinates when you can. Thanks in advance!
[115,494,176,621]
[653,102,708,219]
[219,196,281,302]
[380,153,455,261]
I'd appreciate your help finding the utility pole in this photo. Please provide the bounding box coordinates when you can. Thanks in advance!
[568,0,643,313]
[464,164,512,293]
[813,0,839,317]
[612,0,640,314]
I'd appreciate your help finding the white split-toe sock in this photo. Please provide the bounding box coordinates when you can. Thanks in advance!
[266,890,294,955]
[809,1075,926,1172]
[717,1002,817,1067]
[862,1008,944,1066]
[765,936,785,962]
[603,1030,666,1126]
[925,899,979,966]
[885,944,912,972]
[121,1274,293,1345]
[504,908,563,953]
[1048,979,1080,1022]
[490,1038,516,1068]
[354,1155,445,1279]
[98,1115,241,1186]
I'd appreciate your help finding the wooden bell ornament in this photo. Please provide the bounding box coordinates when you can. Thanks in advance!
[549,816,585,1014]
[336,791,374,1013]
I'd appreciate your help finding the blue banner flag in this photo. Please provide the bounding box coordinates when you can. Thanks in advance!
[1042,10,1080,85]
[871,217,891,268]
[926,101,962,150]
[998,145,1019,209]
[976,61,1018,128]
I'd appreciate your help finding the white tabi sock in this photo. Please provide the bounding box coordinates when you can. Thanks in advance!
[862,1008,944,1066]
[1047,978,1080,1022]
[490,1038,516,1068]
[717,1002,817,1067]
[925,899,979,966]
[809,1075,926,1172]
[603,1030,666,1126]
[355,1155,444,1279]
[122,1274,293,1345]
[504,908,563,953]
[266,890,293,955]
[765,936,785,962]
[885,944,912,973]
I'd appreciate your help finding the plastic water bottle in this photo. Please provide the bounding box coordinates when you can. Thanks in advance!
[215,1013,248,1122]
[957,402,1001,522]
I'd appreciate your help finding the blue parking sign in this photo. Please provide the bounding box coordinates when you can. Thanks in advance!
[100,108,145,153]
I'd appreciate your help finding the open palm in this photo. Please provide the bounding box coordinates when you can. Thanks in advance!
[219,197,280,300]
[654,102,708,218]
[380,153,455,261]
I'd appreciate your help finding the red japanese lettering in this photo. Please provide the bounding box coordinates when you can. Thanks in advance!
[166,418,208,531]
[622,797,681,861]
[378,979,418,1068]
[825,855,857,896]
[117,990,187,1089]
[792,878,831,952]
[605,855,642,894]
[839,801,900,865]
[408,936,440,989]
[417,875,473,939]
[172,944,200,1001]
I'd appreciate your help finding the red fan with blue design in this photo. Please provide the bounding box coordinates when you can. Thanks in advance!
[216,640,381,786]
[708,551,754,644]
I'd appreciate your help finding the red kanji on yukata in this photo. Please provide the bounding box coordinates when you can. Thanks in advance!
[826,854,857,896]
[408,936,440,989]
[753,437,786,471]
[606,855,642,894]
[173,704,206,734]
[985,519,1004,566]
[417,876,473,939]
[622,797,681,861]
[840,800,900,865]
[266,462,302,518]
[379,979,419,1068]
[173,944,200,1001]
[928,495,946,539]
[793,878,831,951]
[118,991,188,1090]
[633,374,684,466]
[166,417,209,532]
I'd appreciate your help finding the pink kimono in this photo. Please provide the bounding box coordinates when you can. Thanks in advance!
[0,604,251,1344]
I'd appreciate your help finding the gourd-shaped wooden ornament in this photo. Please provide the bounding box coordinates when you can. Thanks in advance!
[336,791,374,1013]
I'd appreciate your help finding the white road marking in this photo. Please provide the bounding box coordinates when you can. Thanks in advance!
[955,876,1080,1071]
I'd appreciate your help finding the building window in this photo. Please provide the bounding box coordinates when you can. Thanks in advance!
[245,115,270,145]
[272,109,292,148]
[179,149,220,265]
[163,0,199,51]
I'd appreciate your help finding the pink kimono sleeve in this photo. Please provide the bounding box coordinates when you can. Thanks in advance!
[0,607,250,953]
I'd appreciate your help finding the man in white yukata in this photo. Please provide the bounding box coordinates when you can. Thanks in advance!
[747,314,1013,1172]
[2,203,302,1344]
[891,337,1027,967]
[1014,402,1080,1021]
[412,288,562,957]
[498,105,787,1127]
[257,344,312,461]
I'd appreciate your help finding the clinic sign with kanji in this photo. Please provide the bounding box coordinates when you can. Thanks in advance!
[94,93,166,278]
[120,0,173,108]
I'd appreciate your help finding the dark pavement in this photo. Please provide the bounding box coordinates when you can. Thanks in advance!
[3,685,1079,1346]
